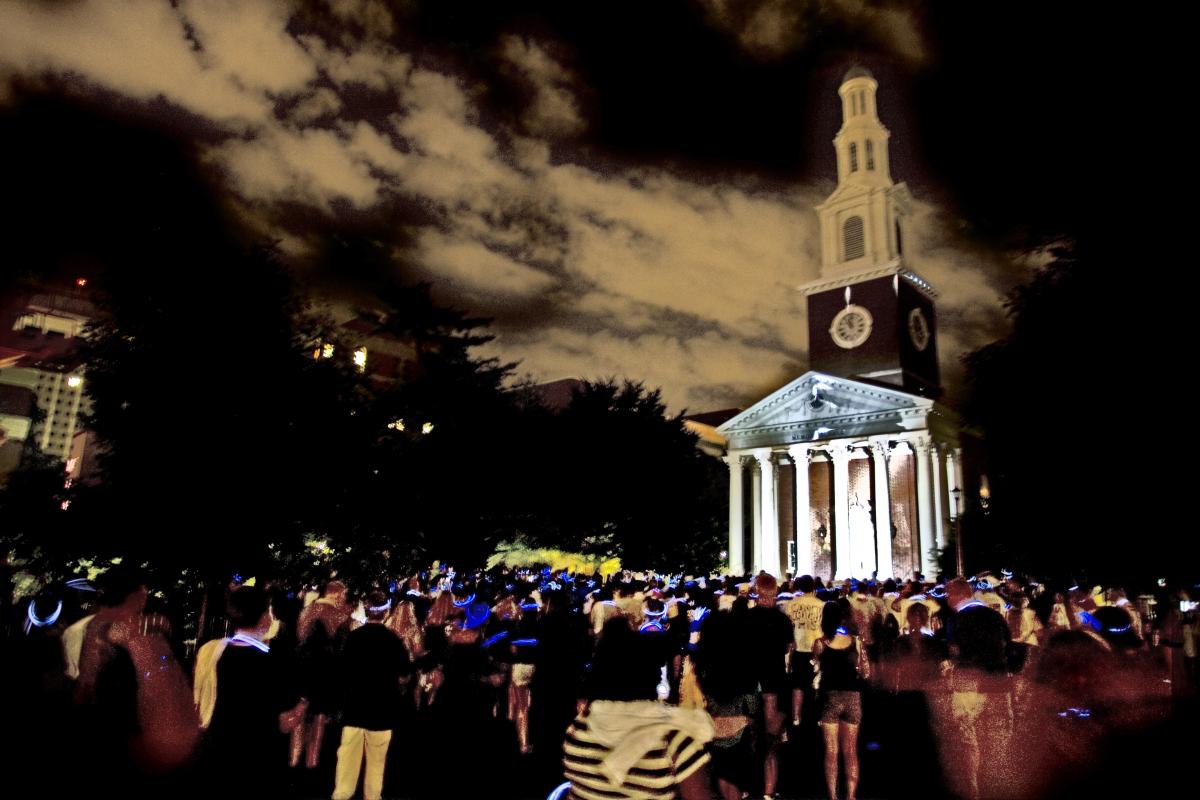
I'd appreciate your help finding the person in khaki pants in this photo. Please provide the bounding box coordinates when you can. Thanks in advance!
[332,590,411,800]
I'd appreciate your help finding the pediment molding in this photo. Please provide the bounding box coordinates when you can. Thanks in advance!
[718,371,935,450]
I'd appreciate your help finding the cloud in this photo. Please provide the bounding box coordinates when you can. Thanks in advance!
[179,0,315,95]
[288,86,343,122]
[500,35,585,138]
[300,35,411,91]
[322,0,395,41]
[0,1,1010,413]
[212,125,381,210]
[0,0,270,125]
[412,228,559,301]
[699,0,925,63]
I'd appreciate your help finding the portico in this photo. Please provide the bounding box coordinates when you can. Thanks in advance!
[717,371,962,581]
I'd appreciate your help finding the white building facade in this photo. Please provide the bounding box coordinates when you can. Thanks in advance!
[717,67,968,581]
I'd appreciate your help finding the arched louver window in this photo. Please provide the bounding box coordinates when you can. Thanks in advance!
[843,216,865,261]
[866,139,875,170]
[849,142,859,172]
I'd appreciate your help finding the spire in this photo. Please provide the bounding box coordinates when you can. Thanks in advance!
[834,67,892,188]
[812,65,910,278]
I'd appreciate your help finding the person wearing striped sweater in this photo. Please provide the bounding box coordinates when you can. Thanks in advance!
[563,618,716,800]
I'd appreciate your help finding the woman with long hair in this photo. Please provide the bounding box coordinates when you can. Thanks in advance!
[385,599,425,663]
[812,601,868,800]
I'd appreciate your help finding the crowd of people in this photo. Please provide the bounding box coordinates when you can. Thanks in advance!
[2,562,1197,799]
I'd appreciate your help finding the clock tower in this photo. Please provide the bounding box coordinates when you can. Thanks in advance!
[802,66,940,397]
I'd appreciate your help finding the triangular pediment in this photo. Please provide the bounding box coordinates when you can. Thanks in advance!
[717,371,934,450]
[815,182,873,210]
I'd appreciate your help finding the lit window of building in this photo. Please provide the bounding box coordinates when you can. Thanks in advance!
[353,346,367,372]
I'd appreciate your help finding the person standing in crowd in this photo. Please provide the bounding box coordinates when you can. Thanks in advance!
[295,579,352,771]
[939,577,1013,800]
[693,603,759,800]
[529,588,590,791]
[783,575,825,728]
[565,618,716,800]
[812,601,868,800]
[331,590,410,800]
[204,585,304,796]
[742,573,792,800]
[72,566,198,789]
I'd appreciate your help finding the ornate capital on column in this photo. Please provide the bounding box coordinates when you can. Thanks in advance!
[752,448,774,469]
[786,443,812,464]
[827,442,853,464]
[911,434,932,456]
[723,452,744,471]
[870,440,891,461]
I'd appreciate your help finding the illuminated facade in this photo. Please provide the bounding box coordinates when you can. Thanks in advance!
[716,67,968,581]
[0,287,94,480]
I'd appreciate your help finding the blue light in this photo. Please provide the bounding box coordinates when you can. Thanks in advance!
[229,633,270,652]
[26,599,63,630]
[512,638,539,647]
[481,631,510,648]
[452,593,476,607]
[836,626,849,636]
[1057,707,1092,720]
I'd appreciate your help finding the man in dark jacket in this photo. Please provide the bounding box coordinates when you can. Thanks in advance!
[331,591,411,800]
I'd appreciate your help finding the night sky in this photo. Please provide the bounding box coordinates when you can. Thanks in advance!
[0,1,1159,412]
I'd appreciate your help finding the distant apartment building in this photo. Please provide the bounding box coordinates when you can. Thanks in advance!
[0,283,95,482]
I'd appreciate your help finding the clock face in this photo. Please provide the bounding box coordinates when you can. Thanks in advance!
[908,308,931,351]
[830,304,873,349]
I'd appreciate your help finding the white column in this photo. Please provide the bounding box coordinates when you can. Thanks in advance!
[754,449,781,578]
[930,442,946,553]
[871,441,894,580]
[830,443,853,580]
[787,444,813,578]
[914,435,938,579]
[948,447,964,517]
[751,463,762,573]
[724,453,745,576]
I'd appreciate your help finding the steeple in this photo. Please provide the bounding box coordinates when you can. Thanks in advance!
[802,66,941,398]
[834,66,892,188]
[814,66,912,281]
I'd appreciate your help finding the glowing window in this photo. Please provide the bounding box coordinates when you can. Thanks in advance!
[353,347,367,372]
[849,143,859,172]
